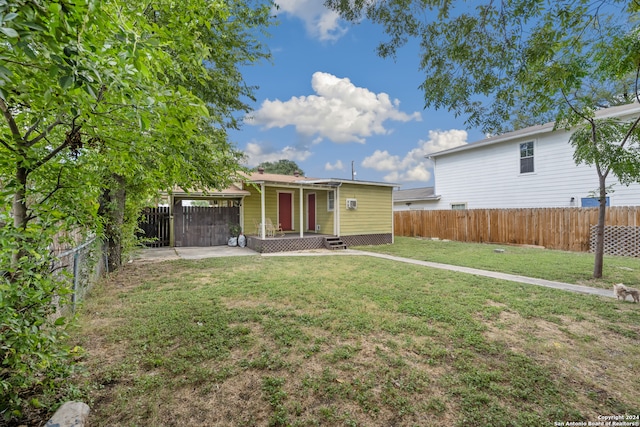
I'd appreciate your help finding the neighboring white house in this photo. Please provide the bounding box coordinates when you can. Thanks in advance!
[426,102,640,210]
[393,187,438,211]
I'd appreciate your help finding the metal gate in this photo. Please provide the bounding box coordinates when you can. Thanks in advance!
[139,207,171,247]
[174,205,240,247]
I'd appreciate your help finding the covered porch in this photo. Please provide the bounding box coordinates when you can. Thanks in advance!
[242,170,339,243]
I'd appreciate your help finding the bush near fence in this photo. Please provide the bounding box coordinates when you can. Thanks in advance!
[394,206,640,256]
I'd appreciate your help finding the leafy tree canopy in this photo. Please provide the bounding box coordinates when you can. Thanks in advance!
[255,159,305,176]
[325,0,639,133]
[0,0,273,421]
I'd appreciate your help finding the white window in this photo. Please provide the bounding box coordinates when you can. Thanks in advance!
[520,141,534,174]
[346,198,357,210]
[451,203,467,210]
[327,191,335,211]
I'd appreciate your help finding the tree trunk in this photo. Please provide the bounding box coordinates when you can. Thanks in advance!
[99,174,126,272]
[593,175,607,279]
[11,165,30,269]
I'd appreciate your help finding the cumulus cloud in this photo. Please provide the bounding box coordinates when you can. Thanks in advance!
[324,160,344,171]
[243,141,312,167]
[362,129,468,183]
[248,72,422,144]
[275,0,347,41]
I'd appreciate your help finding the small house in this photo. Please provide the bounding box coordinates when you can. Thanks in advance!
[147,169,396,253]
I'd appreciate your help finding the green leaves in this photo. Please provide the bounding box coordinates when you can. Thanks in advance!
[328,0,638,134]
[1,0,273,423]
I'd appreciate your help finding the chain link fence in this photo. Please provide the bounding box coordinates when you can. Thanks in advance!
[52,237,107,313]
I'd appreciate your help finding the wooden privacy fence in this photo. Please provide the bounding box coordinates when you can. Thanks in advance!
[139,206,171,247]
[394,207,640,254]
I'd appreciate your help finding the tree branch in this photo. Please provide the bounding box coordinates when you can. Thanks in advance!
[0,137,16,153]
[30,140,71,172]
[24,117,41,140]
[36,168,66,207]
[26,117,65,147]
[619,65,640,150]
[0,97,24,142]
[561,89,593,125]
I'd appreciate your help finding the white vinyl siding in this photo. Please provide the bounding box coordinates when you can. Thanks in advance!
[430,128,640,209]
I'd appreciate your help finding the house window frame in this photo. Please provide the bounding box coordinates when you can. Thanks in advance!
[581,197,610,207]
[327,190,335,212]
[519,141,535,174]
[451,203,467,210]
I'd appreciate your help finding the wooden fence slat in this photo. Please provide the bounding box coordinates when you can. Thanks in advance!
[395,207,640,256]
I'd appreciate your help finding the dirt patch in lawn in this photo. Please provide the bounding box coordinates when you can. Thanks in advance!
[483,309,640,419]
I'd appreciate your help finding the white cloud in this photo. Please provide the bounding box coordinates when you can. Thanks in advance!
[243,141,312,167]
[275,0,347,41]
[248,72,422,143]
[361,129,468,183]
[421,129,469,155]
[325,160,344,171]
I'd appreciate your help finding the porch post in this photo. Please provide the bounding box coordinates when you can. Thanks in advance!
[169,194,175,247]
[260,183,266,238]
[299,187,304,237]
[335,185,340,236]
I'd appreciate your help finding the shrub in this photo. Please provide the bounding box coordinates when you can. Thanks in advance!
[0,223,76,423]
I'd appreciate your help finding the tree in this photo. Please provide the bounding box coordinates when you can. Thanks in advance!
[92,0,272,270]
[326,0,640,278]
[0,0,272,421]
[255,159,305,175]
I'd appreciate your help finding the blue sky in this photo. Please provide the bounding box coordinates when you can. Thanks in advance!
[230,2,486,189]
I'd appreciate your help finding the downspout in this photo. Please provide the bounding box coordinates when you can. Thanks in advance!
[169,193,175,247]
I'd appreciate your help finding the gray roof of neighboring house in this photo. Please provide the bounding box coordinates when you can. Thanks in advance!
[427,102,640,158]
[393,187,437,203]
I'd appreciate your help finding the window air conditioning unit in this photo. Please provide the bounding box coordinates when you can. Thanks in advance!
[346,199,357,210]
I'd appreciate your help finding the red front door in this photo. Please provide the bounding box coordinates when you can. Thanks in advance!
[308,193,316,232]
[278,192,293,230]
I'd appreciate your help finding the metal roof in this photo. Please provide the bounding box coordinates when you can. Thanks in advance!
[393,187,437,202]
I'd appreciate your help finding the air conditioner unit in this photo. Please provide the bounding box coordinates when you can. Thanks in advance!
[346,199,357,210]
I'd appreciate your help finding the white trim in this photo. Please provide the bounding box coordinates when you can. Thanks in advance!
[260,183,266,238]
[519,140,535,175]
[299,187,304,237]
[390,190,395,244]
[451,202,467,210]
[327,190,335,212]
[335,185,341,236]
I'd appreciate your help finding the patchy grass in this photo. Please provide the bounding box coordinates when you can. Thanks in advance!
[356,237,640,289]
[71,254,639,426]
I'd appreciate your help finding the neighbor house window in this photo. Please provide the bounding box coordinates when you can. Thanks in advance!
[581,197,610,207]
[520,141,534,173]
[327,191,335,211]
[451,203,467,210]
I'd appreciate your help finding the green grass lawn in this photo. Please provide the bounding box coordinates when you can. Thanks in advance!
[356,237,640,289]
[71,241,640,426]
